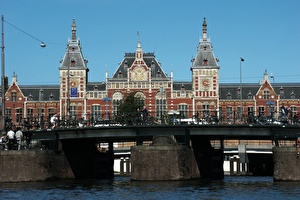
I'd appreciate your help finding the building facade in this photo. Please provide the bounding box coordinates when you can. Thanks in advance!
[2,18,300,129]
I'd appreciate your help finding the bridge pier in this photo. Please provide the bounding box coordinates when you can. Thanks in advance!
[273,146,300,181]
[131,136,200,181]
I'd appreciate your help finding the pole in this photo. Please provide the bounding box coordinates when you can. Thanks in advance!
[240,57,244,121]
[66,45,70,118]
[1,15,5,134]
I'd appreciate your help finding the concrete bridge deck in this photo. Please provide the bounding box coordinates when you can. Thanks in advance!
[29,124,300,142]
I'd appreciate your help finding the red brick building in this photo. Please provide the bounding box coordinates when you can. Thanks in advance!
[2,18,300,128]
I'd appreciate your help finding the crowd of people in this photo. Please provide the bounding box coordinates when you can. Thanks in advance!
[1,125,30,151]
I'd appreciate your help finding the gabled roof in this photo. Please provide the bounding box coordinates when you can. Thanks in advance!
[59,19,89,71]
[110,41,168,80]
[191,18,220,69]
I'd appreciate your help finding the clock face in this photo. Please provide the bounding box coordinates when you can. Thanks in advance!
[200,77,211,90]
[202,79,209,87]
[133,67,147,81]
[70,78,78,87]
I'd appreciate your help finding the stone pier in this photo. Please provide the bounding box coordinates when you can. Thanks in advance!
[0,150,74,182]
[131,136,200,181]
[273,146,300,181]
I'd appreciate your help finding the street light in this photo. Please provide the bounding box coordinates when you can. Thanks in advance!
[1,15,46,133]
[240,57,244,121]
[1,16,5,133]
[39,88,44,128]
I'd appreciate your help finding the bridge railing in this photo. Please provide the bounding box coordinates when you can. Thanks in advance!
[4,109,299,132]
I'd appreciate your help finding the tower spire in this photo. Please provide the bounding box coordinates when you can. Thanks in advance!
[71,18,77,41]
[202,18,207,41]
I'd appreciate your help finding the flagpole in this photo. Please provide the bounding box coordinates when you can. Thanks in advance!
[240,57,244,121]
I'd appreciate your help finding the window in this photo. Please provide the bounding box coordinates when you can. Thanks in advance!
[27,108,34,120]
[279,87,285,99]
[5,109,12,122]
[247,91,253,99]
[70,105,77,118]
[237,87,241,99]
[28,93,33,101]
[49,93,54,100]
[202,104,209,117]
[91,105,101,121]
[226,92,232,100]
[112,92,123,116]
[156,91,166,119]
[16,108,23,123]
[226,107,233,122]
[263,90,270,100]
[180,85,186,97]
[178,104,188,118]
[290,91,295,99]
[11,92,17,102]
[258,106,265,116]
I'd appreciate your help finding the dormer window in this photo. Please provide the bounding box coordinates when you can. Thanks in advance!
[28,93,33,101]
[237,87,241,99]
[203,58,208,65]
[180,84,185,97]
[71,59,76,67]
[226,92,232,100]
[49,93,54,100]
[290,91,295,99]
[247,91,253,99]
[118,70,123,78]
[94,85,98,91]
[279,86,285,99]
[156,70,161,78]
[204,46,207,50]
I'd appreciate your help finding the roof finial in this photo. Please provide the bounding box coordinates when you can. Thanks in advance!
[71,18,77,41]
[202,18,207,40]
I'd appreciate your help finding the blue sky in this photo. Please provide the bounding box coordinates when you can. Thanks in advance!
[1,0,299,85]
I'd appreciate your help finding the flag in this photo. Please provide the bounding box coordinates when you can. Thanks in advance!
[240,57,245,62]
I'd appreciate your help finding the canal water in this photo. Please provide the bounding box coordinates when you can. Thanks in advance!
[0,176,299,200]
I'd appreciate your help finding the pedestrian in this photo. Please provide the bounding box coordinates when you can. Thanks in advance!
[1,133,8,150]
[15,127,23,150]
[7,126,15,150]
[50,113,58,129]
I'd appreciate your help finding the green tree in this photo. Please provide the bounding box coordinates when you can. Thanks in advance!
[116,92,144,125]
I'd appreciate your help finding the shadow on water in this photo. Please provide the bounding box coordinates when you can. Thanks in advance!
[0,176,300,200]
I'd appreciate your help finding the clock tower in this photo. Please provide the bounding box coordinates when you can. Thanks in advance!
[191,18,220,115]
[59,19,89,119]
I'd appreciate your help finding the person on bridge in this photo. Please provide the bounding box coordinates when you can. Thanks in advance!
[15,127,23,150]
[50,113,58,129]
[7,126,15,150]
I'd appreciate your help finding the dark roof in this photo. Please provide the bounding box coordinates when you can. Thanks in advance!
[219,83,300,100]
[20,85,60,101]
[173,82,192,90]
[111,52,168,79]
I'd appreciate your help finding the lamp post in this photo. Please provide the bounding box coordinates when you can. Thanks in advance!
[102,95,111,122]
[39,88,44,128]
[1,15,46,133]
[1,16,5,133]
[159,87,165,124]
[240,57,244,121]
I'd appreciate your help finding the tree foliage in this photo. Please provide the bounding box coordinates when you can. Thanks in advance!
[115,92,144,125]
